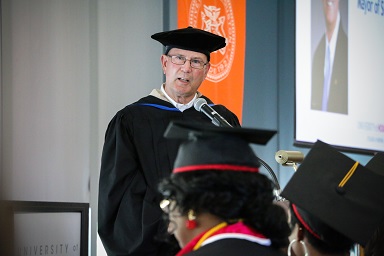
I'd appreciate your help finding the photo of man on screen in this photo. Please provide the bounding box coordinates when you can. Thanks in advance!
[311,0,348,114]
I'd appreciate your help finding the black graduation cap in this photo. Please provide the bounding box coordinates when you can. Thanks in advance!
[164,121,276,174]
[281,140,384,246]
[290,203,351,247]
[151,26,226,61]
[365,152,384,176]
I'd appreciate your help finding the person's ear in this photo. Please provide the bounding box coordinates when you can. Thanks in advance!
[204,62,210,75]
[161,55,167,74]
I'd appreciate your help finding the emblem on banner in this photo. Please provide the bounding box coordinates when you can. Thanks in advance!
[188,0,235,82]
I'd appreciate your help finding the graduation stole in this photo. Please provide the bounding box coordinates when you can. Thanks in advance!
[176,221,271,256]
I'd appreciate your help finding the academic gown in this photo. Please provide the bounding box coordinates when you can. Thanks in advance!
[98,93,240,256]
[185,239,286,256]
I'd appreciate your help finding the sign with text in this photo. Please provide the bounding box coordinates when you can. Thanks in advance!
[10,201,88,256]
[14,212,81,256]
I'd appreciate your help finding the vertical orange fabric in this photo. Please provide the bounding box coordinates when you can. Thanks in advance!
[177,0,246,122]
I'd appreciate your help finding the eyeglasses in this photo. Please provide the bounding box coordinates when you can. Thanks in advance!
[160,199,176,214]
[167,55,207,69]
[160,199,171,213]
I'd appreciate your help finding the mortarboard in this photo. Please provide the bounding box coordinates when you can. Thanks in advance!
[365,152,384,176]
[289,203,355,250]
[151,26,226,61]
[281,140,384,246]
[163,121,276,174]
[363,153,384,256]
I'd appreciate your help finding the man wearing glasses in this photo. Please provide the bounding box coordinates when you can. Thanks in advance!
[98,27,240,256]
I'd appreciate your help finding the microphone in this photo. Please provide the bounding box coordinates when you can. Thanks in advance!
[194,98,232,127]
[275,150,304,171]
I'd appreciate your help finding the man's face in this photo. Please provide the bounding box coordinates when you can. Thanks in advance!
[162,200,194,248]
[161,48,210,101]
[322,0,339,27]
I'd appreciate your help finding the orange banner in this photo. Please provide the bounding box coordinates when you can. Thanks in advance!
[177,0,246,122]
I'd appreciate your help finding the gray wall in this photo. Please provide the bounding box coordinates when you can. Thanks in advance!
[0,0,371,255]
[1,0,164,255]
[244,1,300,187]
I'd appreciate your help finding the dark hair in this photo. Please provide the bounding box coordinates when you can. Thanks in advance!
[289,205,354,254]
[158,170,290,248]
[364,220,384,256]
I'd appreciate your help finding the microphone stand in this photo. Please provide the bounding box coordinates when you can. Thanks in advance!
[194,98,282,199]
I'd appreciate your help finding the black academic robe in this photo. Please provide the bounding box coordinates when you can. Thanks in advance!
[311,25,348,114]
[185,239,286,256]
[98,95,240,256]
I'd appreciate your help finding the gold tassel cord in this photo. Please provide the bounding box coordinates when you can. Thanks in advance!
[338,161,359,188]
